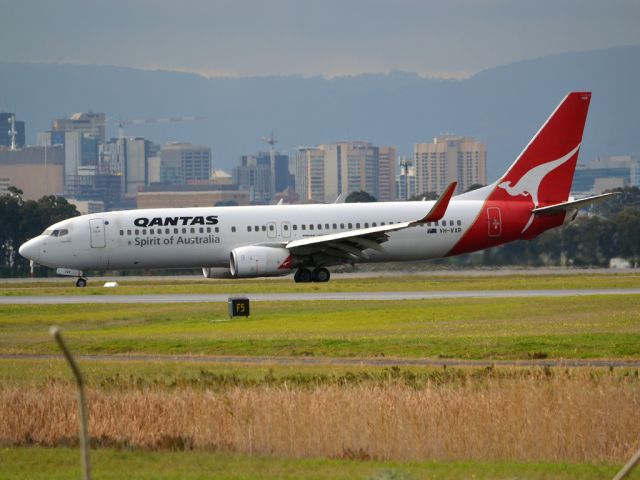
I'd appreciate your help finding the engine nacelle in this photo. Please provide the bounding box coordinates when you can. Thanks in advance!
[202,267,233,279]
[229,246,292,278]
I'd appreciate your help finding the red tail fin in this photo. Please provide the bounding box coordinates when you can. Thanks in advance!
[448,92,592,256]
[498,92,591,206]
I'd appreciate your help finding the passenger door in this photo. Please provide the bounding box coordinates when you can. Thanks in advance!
[89,219,106,248]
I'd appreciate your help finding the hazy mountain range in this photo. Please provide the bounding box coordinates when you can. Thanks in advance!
[1,45,639,179]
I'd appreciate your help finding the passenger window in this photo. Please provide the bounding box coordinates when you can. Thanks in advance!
[120,230,124,236]
[364,223,369,228]
[142,229,147,235]
[215,227,219,233]
[284,224,289,231]
[309,224,314,230]
[340,223,344,229]
[381,222,385,226]
[206,227,211,233]
[231,227,236,233]
[325,224,329,229]
[199,227,204,233]
[317,224,322,230]
[255,226,259,232]
[356,223,360,228]
[434,221,439,226]
[301,225,306,230]
[333,223,337,229]
[182,228,187,234]
[262,226,266,231]
[174,228,179,234]
[269,225,274,231]
[450,220,454,226]
[348,223,353,228]
[372,223,377,227]
[190,228,195,234]
[135,230,139,235]
[127,229,132,235]
[247,226,252,232]
[457,220,461,226]
[293,225,298,231]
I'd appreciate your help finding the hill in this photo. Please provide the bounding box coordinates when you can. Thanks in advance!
[1,45,639,179]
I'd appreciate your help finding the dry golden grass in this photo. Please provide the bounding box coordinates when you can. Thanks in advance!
[2,371,639,463]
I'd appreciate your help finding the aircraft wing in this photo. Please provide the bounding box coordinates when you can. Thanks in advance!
[285,182,456,261]
[532,192,619,216]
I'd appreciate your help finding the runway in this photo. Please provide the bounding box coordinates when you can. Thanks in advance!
[2,353,639,369]
[0,288,639,304]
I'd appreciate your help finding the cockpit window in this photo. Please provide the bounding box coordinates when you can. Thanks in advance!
[42,228,69,237]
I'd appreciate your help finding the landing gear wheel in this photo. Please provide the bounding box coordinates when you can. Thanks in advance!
[312,267,331,283]
[76,277,87,288]
[294,268,313,283]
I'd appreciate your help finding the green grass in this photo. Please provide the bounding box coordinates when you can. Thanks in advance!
[1,272,639,296]
[1,295,639,359]
[0,447,633,480]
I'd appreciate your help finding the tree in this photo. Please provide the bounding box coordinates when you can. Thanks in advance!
[345,190,377,203]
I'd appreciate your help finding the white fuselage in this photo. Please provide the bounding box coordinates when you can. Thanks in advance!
[22,200,485,272]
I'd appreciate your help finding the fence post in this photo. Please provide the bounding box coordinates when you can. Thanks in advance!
[613,448,640,480]
[50,326,92,480]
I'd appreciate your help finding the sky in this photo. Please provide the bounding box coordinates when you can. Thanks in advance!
[1,0,639,79]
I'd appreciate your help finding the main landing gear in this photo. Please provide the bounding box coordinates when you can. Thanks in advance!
[75,277,88,288]
[294,267,330,283]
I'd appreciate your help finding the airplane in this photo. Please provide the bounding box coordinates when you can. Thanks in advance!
[19,92,616,287]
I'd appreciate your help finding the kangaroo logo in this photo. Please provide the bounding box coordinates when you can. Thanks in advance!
[498,143,580,232]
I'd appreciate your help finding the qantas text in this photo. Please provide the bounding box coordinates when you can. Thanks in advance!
[134,216,218,227]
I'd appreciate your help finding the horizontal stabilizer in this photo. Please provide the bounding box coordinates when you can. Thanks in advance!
[532,192,620,216]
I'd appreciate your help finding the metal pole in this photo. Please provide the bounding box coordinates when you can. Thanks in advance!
[613,447,640,480]
[50,326,92,480]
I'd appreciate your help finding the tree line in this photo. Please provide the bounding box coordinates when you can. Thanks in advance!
[0,187,79,276]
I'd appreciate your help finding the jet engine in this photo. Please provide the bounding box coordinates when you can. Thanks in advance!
[229,246,292,278]
[202,267,233,279]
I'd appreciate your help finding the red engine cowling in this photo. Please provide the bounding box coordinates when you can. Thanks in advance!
[229,246,292,278]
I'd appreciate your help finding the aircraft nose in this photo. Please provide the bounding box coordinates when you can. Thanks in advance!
[19,238,40,262]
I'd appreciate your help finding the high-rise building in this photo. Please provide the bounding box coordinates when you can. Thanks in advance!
[295,142,396,203]
[414,136,486,195]
[160,143,212,185]
[51,112,106,144]
[295,146,339,203]
[124,137,151,196]
[378,146,396,202]
[233,154,273,203]
[338,142,380,199]
[0,113,26,149]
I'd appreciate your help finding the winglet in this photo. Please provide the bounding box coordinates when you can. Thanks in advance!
[416,181,457,223]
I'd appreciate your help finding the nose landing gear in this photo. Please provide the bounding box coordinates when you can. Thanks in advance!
[75,277,88,288]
